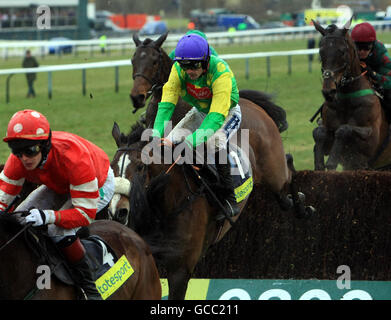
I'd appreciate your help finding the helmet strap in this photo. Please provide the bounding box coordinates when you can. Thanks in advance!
[38,130,52,168]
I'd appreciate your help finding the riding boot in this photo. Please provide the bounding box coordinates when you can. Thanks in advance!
[57,236,102,300]
[216,161,240,218]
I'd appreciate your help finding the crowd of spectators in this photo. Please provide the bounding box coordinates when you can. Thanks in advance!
[0,7,77,29]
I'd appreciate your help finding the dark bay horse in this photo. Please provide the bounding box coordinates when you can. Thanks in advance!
[0,215,161,300]
[109,112,314,299]
[312,19,391,170]
[130,32,288,133]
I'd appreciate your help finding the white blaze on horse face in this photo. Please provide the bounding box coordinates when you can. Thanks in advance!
[110,153,132,215]
[109,194,121,215]
[118,153,131,178]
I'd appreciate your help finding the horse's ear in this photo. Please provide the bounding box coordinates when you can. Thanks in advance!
[153,31,168,49]
[112,122,122,147]
[342,16,353,34]
[133,32,141,47]
[312,19,326,36]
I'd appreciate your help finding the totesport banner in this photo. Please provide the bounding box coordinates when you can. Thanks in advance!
[160,279,391,300]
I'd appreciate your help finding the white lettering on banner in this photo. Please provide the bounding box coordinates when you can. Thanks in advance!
[341,290,372,300]
[219,288,251,300]
[299,289,331,300]
[259,289,291,300]
[218,288,374,300]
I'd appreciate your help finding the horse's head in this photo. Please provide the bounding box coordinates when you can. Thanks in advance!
[314,18,360,102]
[130,32,171,112]
[109,121,148,226]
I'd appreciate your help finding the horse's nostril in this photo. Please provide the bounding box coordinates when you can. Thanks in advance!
[118,208,128,218]
[114,208,129,225]
[130,94,146,108]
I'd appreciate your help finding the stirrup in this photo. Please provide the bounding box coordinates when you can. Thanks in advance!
[216,200,239,220]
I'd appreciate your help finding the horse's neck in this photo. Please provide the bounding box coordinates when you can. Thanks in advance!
[0,233,37,299]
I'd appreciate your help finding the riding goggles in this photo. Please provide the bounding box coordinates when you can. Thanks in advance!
[178,60,203,71]
[11,144,42,158]
[355,42,373,51]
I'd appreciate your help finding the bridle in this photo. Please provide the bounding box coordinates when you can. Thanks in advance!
[132,45,165,98]
[320,35,365,89]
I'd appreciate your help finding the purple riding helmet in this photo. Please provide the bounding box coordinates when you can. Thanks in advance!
[174,34,210,69]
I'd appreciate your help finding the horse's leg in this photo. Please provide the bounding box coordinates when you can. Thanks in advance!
[313,125,334,171]
[286,154,315,218]
[166,267,191,300]
[326,124,372,170]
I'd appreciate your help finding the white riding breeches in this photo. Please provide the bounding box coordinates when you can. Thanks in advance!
[166,104,242,152]
[16,166,115,242]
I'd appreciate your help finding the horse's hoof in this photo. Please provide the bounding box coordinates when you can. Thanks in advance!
[298,192,305,202]
[305,206,316,217]
[288,192,305,203]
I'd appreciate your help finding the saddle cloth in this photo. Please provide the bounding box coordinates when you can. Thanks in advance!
[228,143,253,203]
[201,143,253,203]
[26,228,118,286]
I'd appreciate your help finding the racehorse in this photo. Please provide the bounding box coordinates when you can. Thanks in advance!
[0,214,161,300]
[130,32,288,133]
[312,19,391,170]
[109,114,314,299]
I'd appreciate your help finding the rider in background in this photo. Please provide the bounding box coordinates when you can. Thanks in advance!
[0,109,115,300]
[152,33,241,218]
[351,22,391,119]
[168,29,218,59]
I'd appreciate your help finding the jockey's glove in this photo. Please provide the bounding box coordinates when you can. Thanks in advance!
[24,208,56,226]
[364,65,377,80]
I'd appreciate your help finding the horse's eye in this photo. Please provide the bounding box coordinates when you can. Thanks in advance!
[137,164,144,171]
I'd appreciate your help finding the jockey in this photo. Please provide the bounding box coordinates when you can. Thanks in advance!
[351,22,391,118]
[0,109,115,300]
[152,33,241,218]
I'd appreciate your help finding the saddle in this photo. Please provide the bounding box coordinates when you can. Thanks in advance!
[193,143,253,205]
[25,226,118,287]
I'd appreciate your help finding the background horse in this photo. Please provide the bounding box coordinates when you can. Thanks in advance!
[130,32,288,133]
[110,104,314,299]
[312,19,391,170]
[0,216,161,300]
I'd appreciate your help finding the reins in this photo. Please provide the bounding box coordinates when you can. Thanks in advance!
[0,219,32,252]
[114,138,235,225]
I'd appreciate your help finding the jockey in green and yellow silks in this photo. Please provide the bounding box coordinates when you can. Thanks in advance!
[152,33,241,217]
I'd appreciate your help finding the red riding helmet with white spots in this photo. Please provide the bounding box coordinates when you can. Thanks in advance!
[3,109,50,142]
[351,22,376,42]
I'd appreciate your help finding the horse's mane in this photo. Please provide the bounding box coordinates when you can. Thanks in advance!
[126,121,146,145]
[141,38,154,46]
[239,90,288,132]
[129,171,181,261]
